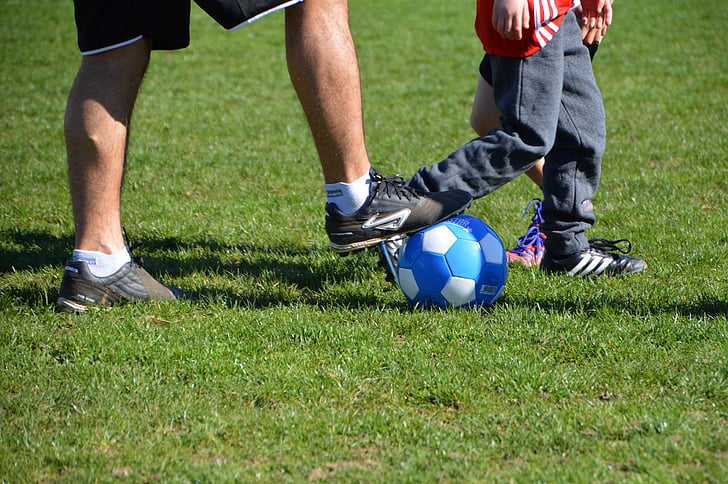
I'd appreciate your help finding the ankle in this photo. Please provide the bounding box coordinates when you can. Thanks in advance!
[74,237,126,255]
[324,162,371,184]
[325,171,372,215]
[71,247,131,277]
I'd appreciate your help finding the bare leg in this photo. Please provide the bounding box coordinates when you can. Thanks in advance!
[64,39,150,253]
[285,0,370,184]
[470,75,544,188]
[525,158,544,187]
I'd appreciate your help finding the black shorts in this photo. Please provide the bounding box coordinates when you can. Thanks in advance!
[479,42,599,86]
[73,0,302,56]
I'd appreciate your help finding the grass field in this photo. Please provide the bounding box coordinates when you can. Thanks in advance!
[1,0,727,481]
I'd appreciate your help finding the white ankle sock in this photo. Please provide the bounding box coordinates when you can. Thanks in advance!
[325,171,371,215]
[71,248,131,277]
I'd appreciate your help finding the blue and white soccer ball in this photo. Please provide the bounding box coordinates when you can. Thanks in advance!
[397,214,508,308]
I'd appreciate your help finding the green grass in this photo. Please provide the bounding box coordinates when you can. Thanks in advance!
[1,0,727,481]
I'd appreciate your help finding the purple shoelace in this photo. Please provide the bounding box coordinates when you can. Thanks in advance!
[510,199,545,256]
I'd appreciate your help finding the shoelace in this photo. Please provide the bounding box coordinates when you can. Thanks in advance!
[523,198,545,226]
[370,171,421,202]
[511,225,545,255]
[510,199,545,255]
[588,238,633,255]
[122,227,146,267]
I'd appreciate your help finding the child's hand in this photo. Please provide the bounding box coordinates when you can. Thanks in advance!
[579,0,613,33]
[492,0,530,41]
[578,0,613,45]
[582,24,607,45]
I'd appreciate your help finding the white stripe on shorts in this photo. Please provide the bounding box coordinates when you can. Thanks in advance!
[229,0,305,31]
[81,35,144,56]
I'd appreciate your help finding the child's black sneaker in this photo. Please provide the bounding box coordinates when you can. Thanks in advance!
[326,170,471,253]
[541,238,647,277]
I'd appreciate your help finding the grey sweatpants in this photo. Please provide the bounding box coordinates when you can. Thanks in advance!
[409,11,605,257]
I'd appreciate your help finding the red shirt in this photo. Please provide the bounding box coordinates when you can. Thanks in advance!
[476,0,579,58]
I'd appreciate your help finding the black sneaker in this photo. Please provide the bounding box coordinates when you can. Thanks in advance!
[326,170,472,253]
[56,255,179,313]
[541,238,647,277]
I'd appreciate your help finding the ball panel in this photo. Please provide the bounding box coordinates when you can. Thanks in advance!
[445,239,483,280]
[398,233,423,269]
[478,281,500,296]
[441,277,476,307]
[412,252,450,300]
[479,232,503,264]
[421,224,457,255]
[449,214,491,240]
[492,284,506,303]
[398,268,419,301]
[420,292,449,308]
[442,222,477,242]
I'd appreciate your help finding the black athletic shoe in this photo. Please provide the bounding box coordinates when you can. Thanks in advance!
[541,238,647,277]
[326,170,472,253]
[56,256,179,313]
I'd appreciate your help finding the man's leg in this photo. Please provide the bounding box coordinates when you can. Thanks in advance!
[284,0,369,184]
[284,0,472,253]
[65,39,150,254]
[58,39,178,312]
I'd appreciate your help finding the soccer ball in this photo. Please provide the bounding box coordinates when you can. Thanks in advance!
[397,214,508,308]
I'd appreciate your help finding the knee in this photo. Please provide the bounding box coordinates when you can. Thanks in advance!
[81,39,150,79]
[515,124,554,158]
[286,0,348,32]
[582,117,606,160]
[469,89,502,137]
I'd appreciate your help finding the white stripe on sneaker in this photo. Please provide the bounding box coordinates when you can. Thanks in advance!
[580,256,604,276]
[593,257,613,275]
[567,254,592,276]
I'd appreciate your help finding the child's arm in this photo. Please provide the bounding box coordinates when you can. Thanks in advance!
[492,0,530,41]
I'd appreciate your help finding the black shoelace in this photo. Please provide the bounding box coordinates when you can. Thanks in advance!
[122,227,146,267]
[370,171,421,202]
[589,238,633,255]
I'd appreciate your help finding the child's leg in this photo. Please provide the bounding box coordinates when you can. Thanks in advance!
[470,58,547,268]
[408,38,567,199]
[470,58,544,188]
[470,75,501,137]
[542,12,606,257]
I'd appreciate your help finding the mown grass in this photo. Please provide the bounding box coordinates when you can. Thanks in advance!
[1,0,727,481]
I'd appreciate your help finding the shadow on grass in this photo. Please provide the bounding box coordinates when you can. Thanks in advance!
[1,229,726,318]
[504,293,727,320]
[0,228,394,310]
